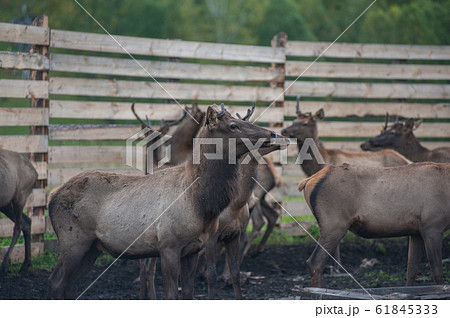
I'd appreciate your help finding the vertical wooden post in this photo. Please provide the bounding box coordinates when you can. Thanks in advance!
[29,15,49,235]
[270,32,287,129]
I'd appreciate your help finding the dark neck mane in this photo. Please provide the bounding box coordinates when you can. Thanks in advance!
[297,138,327,177]
[186,130,239,223]
[399,134,430,162]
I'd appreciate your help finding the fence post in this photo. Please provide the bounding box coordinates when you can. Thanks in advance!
[270,32,287,127]
[29,15,49,243]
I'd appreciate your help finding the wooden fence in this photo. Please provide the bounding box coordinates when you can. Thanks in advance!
[1,18,449,261]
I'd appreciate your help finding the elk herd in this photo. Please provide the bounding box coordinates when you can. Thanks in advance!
[0,98,449,299]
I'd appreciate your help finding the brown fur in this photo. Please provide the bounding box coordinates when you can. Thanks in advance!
[299,163,450,287]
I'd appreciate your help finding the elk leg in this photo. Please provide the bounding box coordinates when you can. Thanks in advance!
[160,248,181,300]
[242,202,264,257]
[421,231,444,285]
[406,235,424,286]
[0,204,21,275]
[307,224,348,287]
[256,199,280,254]
[19,213,32,273]
[180,252,199,300]
[139,258,157,300]
[225,235,242,300]
[65,243,102,299]
[205,240,219,299]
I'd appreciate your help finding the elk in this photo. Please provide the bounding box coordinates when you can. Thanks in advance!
[361,115,450,163]
[281,97,411,177]
[0,149,38,274]
[48,104,284,299]
[298,162,450,287]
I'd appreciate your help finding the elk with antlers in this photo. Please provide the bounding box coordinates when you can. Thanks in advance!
[361,114,450,162]
[48,104,287,299]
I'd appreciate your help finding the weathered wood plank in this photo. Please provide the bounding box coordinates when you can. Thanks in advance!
[49,125,140,141]
[286,41,450,60]
[0,79,48,99]
[0,22,49,45]
[286,61,450,80]
[48,168,143,187]
[0,135,48,153]
[0,51,49,70]
[25,188,46,207]
[49,77,283,102]
[45,216,54,234]
[50,29,285,63]
[0,108,49,126]
[50,53,283,82]
[31,161,47,180]
[285,81,450,100]
[282,200,312,217]
[49,100,284,123]
[0,242,44,264]
[49,146,126,163]
[282,121,450,138]
[320,141,450,152]
[284,101,450,118]
[0,216,45,238]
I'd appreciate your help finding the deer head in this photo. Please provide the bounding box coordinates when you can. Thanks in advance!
[361,117,423,151]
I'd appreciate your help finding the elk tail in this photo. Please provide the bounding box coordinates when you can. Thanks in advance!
[297,177,311,192]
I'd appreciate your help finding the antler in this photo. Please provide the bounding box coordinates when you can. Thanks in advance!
[131,102,152,129]
[383,112,389,130]
[217,103,227,117]
[296,95,301,114]
[237,102,256,121]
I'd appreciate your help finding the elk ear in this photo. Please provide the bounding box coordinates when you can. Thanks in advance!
[205,106,218,126]
[404,118,415,132]
[413,119,423,130]
[313,109,324,121]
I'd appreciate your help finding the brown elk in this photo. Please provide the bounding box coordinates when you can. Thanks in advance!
[361,115,450,162]
[0,149,38,274]
[298,163,450,287]
[281,97,411,177]
[48,104,285,299]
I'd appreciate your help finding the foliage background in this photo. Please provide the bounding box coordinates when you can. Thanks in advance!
[1,0,448,45]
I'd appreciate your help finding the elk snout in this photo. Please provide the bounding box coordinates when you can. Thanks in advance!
[360,141,372,151]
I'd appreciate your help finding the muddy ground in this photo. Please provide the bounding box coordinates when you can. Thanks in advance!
[1,236,449,300]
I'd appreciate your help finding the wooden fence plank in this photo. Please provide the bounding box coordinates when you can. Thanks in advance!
[0,51,49,70]
[0,79,48,99]
[49,77,283,102]
[48,168,143,187]
[284,101,450,118]
[0,22,49,45]
[49,100,284,123]
[285,81,450,100]
[45,216,54,234]
[286,61,450,80]
[0,108,49,126]
[49,125,140,140]
[50,53,283,82]
[49,146,125,163]
[282,121,450,138]
[0,216,45,238]
[282,201,312,217]
[286,41,450,60]
[0,135,48,153]
[0,242,44,264]
[31,161,47,180]
[25,188,46,207]
[50,29,285,63]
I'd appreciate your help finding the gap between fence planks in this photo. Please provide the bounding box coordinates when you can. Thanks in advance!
[285,61,450,80]
[49,77,284,102]
[286,41,450,60]
[285,81,450,100]
[50,29,285,63]
[0,79,48,99]
[0,51,49,70]
[50,53,283,82]
[0,22,49,45]
[0,108,49,126]
[49,100,284,123]
[284,101,450,118]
